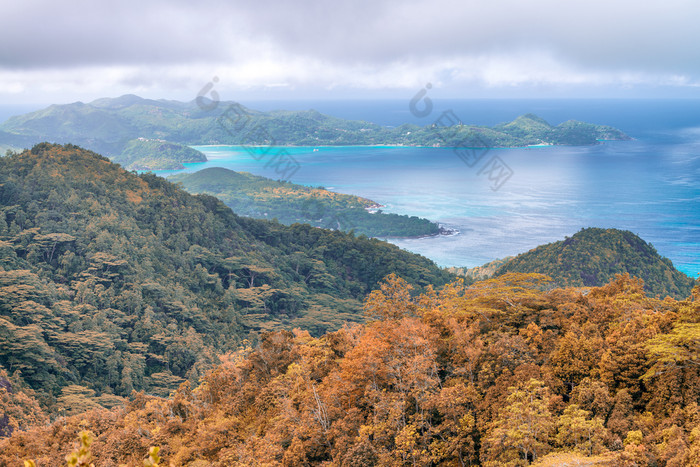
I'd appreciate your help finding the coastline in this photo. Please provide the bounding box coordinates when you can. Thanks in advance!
[375,224,458,240]
[191,138,626,152]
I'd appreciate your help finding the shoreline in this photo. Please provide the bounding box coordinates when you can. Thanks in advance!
[191,139,627,152]
[375,224,458,240]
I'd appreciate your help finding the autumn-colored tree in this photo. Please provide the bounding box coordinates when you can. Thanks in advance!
[363,273,416,320]
[643,301,700,419]
[549,330,600,389]
[569,377,613,420]
[482,378,556,466]
[555,404,608,456]
[0,367,48,437]
[1,272,698,466]
[65,431,95,467]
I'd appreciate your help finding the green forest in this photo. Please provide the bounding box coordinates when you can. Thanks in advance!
[494,228,695,299]
[448,228,695,300]
[0,143,452,417]
[170,168,441,238]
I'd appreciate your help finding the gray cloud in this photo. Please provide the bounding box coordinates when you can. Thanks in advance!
[1,0,699,102]
[1,1,225,67]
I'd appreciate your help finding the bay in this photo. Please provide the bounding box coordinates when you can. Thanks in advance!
[156,99,700,278]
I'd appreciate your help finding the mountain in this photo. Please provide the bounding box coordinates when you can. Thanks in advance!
[0,95,630,167]
[494,228,695,298]
[170,167,441,237]
[0,143,453,414]
[4,273,699,465]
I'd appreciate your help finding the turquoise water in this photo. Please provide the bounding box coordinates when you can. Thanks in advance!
[155,100,700,278]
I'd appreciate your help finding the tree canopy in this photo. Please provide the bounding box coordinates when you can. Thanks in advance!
[0,143,452,414]
[495,227,695,299]
[3,272,699,466]
[171,167,441,238]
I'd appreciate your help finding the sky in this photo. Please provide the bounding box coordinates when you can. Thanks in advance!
[2,0,700,107]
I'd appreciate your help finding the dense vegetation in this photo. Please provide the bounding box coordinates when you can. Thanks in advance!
[2,140,696,465]
[3,273,699,466]
[491,114,628,146]
[0,143,453,418]
[0,96,630,166]
[495,228,695,299]
[170,167,441,238]
[115,138,207,170]
[447,257,514,283]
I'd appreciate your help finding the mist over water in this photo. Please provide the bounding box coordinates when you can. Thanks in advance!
[164,99,700,278]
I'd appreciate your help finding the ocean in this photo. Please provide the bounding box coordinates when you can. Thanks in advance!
[156,99,700,278]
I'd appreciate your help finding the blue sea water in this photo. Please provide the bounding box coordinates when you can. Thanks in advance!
[158,99,700,278]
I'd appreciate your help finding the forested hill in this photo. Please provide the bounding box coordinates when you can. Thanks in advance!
[0,95,629,166]
[115,138,207,170]
[170,167,441,237]
[0,143,452,415]
[495,228,696,298]
[4,274,699,465]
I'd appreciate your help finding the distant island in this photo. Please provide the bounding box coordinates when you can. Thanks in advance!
[0,95,630,169]
[170,167,442,238]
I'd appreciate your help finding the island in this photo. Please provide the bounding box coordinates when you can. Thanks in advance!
[0,95,631,170]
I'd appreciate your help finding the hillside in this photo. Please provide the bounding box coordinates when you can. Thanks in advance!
[0,96,630,165]
[492,113,628,145]
[0,143,453,415]
[3,273,699,466]
[170,167,441,237]
[495,228,695,298]
[115,138,207,170]
[447,256,515,282]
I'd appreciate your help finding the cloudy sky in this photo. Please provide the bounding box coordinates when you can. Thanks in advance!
[2,0,700,106]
